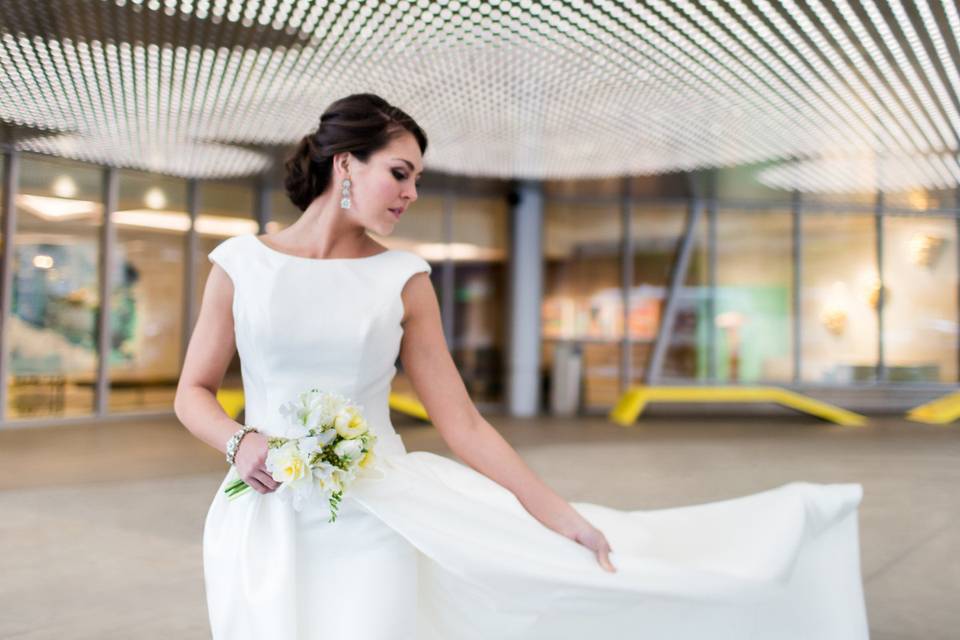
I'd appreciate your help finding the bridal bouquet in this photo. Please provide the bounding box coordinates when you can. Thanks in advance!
[223,388,379,522]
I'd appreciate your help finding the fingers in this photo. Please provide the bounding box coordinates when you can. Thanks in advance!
[597,546,617,573]
[252,468,280,492]
[245,476,269,494]
[596,534,617,573]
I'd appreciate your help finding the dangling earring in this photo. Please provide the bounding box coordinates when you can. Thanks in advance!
[340,177,352,209]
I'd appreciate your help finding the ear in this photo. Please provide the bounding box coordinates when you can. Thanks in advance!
[333,152,350,178]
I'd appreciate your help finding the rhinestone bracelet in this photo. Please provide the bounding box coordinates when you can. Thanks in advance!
[225,424,257,466]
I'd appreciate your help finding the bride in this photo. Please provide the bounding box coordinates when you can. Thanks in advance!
[175,93,868,639]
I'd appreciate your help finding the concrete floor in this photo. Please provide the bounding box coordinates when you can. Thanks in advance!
[0,413,957,639]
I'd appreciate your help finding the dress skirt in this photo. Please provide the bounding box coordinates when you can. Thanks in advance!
[203,450,869,640]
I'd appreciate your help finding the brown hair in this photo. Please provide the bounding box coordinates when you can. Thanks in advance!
[283,93,428,212]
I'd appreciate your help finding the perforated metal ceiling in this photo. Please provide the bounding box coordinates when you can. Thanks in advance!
[1,0,958,193]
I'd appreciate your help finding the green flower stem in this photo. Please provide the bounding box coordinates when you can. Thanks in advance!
[224,479,252,500]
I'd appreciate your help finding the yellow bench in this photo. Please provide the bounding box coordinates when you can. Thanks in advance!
[215,388,431,423]
[610,385,868,427]
[216,388,247,420]
[906,391,960,425]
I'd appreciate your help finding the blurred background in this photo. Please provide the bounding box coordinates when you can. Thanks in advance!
[0,1,958,639]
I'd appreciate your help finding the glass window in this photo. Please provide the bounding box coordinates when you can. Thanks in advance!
[629,171,690,199]
[627,202,686,383]
[882,214,958,382]
[542,201,622,409]
[108,169,189,413]
[661,206,707,381]
[884,187,958,213]
[710,208,794,383]
[7,154,102,419]
[544,177,623,199]
[801,213,879,383]
[714,161,794,204]
[450,196,508,404]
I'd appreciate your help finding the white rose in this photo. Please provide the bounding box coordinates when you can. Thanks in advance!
[312,461,338,490]
[266,441,311,484]
[333,406,368,439]
[299,436,322,457]
[317,428,338,446]
[333,438,364,461]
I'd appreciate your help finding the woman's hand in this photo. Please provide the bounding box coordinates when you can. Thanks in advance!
[568,520,617,573]
[235,431,281,494]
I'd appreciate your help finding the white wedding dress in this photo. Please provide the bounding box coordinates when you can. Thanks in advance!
[202,233,869,639]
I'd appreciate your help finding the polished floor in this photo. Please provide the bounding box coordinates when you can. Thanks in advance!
[0,412,957,639]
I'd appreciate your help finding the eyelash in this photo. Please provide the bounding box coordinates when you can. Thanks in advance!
[392,170,420,184]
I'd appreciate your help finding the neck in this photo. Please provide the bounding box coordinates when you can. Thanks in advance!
[277,193,374,258]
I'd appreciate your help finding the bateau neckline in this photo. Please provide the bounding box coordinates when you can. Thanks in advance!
[250,234,394,262]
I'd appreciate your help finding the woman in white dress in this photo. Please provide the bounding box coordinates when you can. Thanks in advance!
[175,93,869,639]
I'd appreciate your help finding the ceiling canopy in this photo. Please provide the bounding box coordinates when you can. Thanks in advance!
[1,0,959,194]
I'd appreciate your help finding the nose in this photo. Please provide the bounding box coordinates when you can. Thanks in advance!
[406,182,418,203]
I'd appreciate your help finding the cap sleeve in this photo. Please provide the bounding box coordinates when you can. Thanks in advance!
[208,235,242,286]
[398,251,432,284]
[394,251,432,316]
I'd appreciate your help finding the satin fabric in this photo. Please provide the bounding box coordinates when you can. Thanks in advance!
[202,233,869,639]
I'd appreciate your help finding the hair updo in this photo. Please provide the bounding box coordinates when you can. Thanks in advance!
[283,93,428,212]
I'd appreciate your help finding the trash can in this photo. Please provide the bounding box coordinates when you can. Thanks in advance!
[550,341,582,416]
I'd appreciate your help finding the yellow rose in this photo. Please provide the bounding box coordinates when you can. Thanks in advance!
[334,406,368,439]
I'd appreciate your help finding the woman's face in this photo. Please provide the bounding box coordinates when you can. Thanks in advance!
[337,131,422,236]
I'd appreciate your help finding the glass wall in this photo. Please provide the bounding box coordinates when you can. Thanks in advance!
[1,152,957,425]
[801,212,879,383]
[882,214,957,382]
[661,203,707,381]
[108,170,189,412]
[540,174,958,414]
[628,202,686,382]
[542,200,622,410]
[711,208,793,383]
[7,155,103,419]
[450,196,508,404]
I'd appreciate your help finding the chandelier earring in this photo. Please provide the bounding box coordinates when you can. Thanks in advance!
[340,177,352,209]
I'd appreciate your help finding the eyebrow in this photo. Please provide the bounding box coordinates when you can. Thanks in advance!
[392,158,423,177]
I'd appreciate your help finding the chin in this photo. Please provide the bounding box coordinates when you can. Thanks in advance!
[374,222,396,236]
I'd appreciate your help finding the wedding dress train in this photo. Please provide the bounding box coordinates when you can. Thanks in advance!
[201,233,869,639]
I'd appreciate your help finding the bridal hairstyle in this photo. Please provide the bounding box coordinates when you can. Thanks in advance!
[284,93,429,212]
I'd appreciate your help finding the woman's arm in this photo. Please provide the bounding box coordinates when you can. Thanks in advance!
[173,263,279,495]
[399,272,616,572]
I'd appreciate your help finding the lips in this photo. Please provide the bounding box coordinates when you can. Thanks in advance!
[389,207,404,218]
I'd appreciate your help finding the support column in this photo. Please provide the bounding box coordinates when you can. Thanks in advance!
[875,190,886,382]
[619,177,633,392]
[791,189,803,384]
[95,167,118,416]
[254,177,270,233]
[507,180,544,417]
[181,178,199,363]
[705,179,717,381]
[441,181,455,348]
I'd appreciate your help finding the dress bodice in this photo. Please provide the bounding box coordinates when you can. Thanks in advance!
[208,233,432,455]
